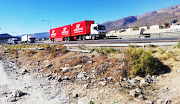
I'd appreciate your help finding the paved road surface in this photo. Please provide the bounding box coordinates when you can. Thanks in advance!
[38,37,180,44]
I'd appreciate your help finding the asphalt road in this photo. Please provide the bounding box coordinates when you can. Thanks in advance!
[38,37,180,44]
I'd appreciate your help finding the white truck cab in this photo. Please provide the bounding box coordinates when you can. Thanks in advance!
[90,24,106,40]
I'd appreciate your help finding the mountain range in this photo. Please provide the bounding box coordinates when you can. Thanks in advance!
[33,32,49,39]
[103,4,180,31]
[20,32,50,39]
[0,33,13,39]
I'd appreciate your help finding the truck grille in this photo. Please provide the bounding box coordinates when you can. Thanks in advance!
[100,32,106,34]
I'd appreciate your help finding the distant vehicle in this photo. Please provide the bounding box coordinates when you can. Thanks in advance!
[21,35,36,43]
[7,38,18,44]
[140,28,150,38]
[50,20,106,41]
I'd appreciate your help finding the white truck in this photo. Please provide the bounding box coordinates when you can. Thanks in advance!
[21,35,36,43]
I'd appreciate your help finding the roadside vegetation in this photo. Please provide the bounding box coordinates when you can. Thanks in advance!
[125,48,166,77]
[3,44,67,59]
[2,43,180,103]
[2,44,179,79]
[174,42,180,48]
[95,47,119,54]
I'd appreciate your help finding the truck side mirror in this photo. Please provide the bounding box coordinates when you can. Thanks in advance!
[94,27,97,30]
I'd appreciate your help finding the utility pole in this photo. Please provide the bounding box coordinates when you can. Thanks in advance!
[42,20,51,30]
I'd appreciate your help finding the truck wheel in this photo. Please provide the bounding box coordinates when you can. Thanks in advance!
[51,39,55,42]
[82,36,85,40]
[92,36,96,40]
[67,37,70,41]
[65,37,70,41]
[103,37,107,39]
[79,36,82,40]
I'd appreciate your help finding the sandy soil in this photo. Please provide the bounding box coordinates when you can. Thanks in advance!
[0,60,70,104]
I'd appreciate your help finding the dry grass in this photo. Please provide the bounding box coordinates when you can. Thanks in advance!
[2,45,180,83]
[25,50,37,57]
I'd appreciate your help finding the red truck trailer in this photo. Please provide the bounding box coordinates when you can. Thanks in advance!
[50,20,106,41]
[50,25,71,41]
[71,20,94,36]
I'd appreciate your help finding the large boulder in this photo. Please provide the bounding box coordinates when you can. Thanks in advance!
[61,67,70,73]
[77,72,85,79]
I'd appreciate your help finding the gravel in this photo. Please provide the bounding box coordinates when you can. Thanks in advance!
[0,60,70,104]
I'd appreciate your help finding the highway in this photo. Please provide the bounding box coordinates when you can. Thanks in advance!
[39,37,180,45]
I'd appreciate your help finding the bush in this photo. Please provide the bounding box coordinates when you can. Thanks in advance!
[109,47,117,53]
[133,26,139,29]
[91,54,95,58]
[4,48,19,58]
[128,45,136,48]
[57,44,67,54]
[47,44,67,58]
[148,49,157,54]
[157,48,165,54]
[95,48,100,53]
[94,47,119,54]
[78,45,85,50]
[100,48,110,54]
[175,42,180,48]
[148,44,158,48]
[25,50,37,57]
[127,48,164,77]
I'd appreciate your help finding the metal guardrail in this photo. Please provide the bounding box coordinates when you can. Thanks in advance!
[117,32,180,39]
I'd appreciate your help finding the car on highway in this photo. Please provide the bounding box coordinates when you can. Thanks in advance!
[7,38,19,44]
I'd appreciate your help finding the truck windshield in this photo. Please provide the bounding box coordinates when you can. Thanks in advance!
[98,25,106,30]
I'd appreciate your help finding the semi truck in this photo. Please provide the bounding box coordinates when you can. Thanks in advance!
[50,20,106,41]
[21,35,36,43]
[7,38,18,44]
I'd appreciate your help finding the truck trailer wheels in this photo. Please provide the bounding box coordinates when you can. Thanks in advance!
[91,35,96,40]
[82,36,86,40]
[64,37,70,41]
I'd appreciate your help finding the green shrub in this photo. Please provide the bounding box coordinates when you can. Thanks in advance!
[148,49,157,54]
[128,45,136,48]
[100,48,110,54]
[148,44,158,48]
[78,45,85,50]
[109,47,117,53]
[174,42,180,48]
[95,48,100,53]
[47,44,67,58]
[94,47,119,54]
[127,48,164,77]
[158,48,165,54]
[91,54,95,58]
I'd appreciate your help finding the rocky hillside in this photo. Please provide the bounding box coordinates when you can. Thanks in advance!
[0,33,13,39]
[103,5,180,31]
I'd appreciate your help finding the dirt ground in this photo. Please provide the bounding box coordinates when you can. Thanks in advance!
[0,45,180,104]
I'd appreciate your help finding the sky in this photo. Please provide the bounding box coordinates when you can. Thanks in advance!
[0,0,180,36]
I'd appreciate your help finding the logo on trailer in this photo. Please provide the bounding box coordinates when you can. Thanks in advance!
[76,24,80,28]
[74,24,83,33]
[61,27,69,35]
[51,30,56,37]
